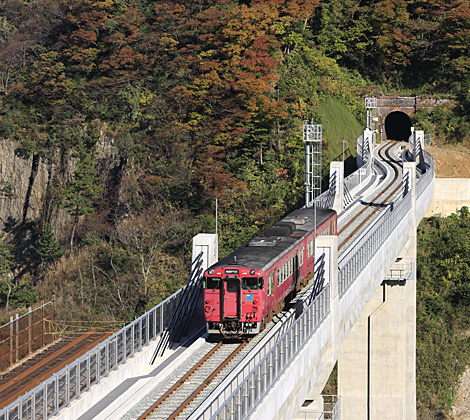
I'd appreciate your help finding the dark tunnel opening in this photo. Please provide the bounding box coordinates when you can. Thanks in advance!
[384,111,412,141]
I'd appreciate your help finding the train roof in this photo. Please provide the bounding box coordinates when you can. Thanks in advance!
[210,207,336,273]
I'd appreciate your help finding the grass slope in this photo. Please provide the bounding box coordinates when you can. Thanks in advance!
[317,96,363,162]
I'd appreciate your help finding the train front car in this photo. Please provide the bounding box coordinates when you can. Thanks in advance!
[203,266,264,337]
[203,207,337,338]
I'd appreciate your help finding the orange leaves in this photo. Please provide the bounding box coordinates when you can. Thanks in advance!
[195,144,249,205]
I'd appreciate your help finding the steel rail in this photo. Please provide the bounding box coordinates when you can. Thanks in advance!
[0,330,111,409]
[338,141,402,250]
[337,141,396,235]
[138,341,247,420]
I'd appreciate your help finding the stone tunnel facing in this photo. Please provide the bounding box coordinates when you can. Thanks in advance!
[384,111,412,141]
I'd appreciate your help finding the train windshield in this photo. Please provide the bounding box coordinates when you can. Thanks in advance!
[242,277,263,290]
[204,277,221,290]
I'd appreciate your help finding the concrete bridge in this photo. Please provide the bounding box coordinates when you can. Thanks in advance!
[0,124,434,420]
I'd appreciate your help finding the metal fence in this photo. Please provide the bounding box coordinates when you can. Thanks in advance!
[0,299,56,371]
[296,396,341,420]
[384,261,415,282]
[343,161,371,199]
[417,150,434,198]
[197,284,331,420]
[0,289,183,420]
[338,191,412,297]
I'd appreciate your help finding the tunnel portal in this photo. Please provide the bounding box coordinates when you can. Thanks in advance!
[384,111,412,141]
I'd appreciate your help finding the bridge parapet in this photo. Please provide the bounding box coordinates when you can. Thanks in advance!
[338,191,412,297]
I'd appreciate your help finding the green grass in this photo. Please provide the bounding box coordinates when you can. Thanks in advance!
[317,96,364,162]
[316,96,364,181]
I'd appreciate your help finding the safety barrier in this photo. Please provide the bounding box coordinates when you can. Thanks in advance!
[416,150,434,198]
[0,298,55,371]
[0,289,183,420]
[338,191,412,297]
[343,162,371,197]
[197,284,331,420]
[384,261,415,282]
[296,395,341,420]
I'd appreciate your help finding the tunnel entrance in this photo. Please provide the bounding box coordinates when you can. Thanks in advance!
[384,111,412,141]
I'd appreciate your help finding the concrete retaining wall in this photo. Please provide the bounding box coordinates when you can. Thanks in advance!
[425,178,470,217]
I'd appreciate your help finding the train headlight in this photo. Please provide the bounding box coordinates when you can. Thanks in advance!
[253,306,258,312]
[250,269,255,275]
[205,305,212,313]
[253,299,258,305]
[208,269,214,275]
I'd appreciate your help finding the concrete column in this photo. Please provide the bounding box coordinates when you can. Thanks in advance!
[330,161,344,214]
[338,272,416,419]
[402,162,417,420]
[293,235,339,419]
[414,130,426,172]
[315,235,339,362]
[338,163,417,420]
[192,233,218,272]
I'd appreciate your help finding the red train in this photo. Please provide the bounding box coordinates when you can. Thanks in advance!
[203,207,337,337]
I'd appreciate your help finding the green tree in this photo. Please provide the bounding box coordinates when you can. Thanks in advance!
[0,234,14,310]
[33,224,64,263]
[62,141,103,252]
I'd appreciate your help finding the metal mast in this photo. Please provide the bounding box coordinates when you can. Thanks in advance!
[365,95,377,130]
[304,122,322,207]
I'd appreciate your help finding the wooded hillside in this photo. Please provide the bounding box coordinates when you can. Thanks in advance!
[0,0,468,339]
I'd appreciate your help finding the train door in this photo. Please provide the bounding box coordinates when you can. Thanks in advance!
[294,252,300,288]
[222,277,240,319]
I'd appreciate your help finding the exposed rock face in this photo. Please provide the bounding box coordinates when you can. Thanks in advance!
[0,137,121,242]
[0,138,51,231]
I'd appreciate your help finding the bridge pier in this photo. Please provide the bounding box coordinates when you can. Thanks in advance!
[338,161,417,420]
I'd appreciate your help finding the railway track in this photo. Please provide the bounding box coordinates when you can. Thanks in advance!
[338,140,403,252]
[0,329,112,409]
[124,278,318,420]
[125,141,407,420]
[137,340,247,420]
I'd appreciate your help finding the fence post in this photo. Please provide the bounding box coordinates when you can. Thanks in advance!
[15,313,19,362]
[41,300,44,348]
[9,315,13,366]
[53,295,56,342]
[29,306,32,354]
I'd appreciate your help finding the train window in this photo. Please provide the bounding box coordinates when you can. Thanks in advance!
[277,269,281,286]
[268,272,274,295]
[307,240,313,258]
[242,277,263,290]
[205,277,221,289]
[226,279,238,293]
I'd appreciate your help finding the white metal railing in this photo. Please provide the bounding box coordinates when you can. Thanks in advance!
[338,191,412,297]
[417,150,434,198]
[196,284,331,420]
[384,261,415,282]
[0,289,183,420]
